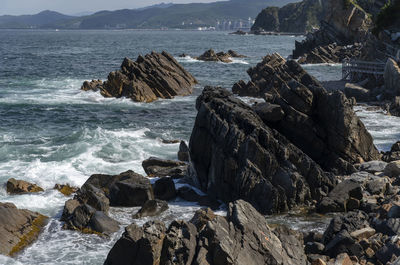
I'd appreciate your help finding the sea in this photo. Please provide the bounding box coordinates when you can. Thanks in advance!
[0,30,399,265]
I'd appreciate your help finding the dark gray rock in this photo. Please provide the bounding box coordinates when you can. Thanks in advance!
[132,199,169,219]
[104,221,166,265]
[89,211,120,235]
[317,179,363,213]
[142,157,188,179]
[108,172,154,207]
[190,86,336,214]
[322,211,369,258]
[374,218,400,236]
[231,53,380,174]
[153,177,177,201]
[178,141,190,162]
[359,161,388,173]
[105,200,308,265]
[253,102,285,123]
[61,170,152,234]
[177,186,220,210]
[160,221,198,265]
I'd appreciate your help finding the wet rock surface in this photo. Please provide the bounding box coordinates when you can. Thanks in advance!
[61,170,154,234]
[0,202,48,256]
[105,200,308,265]
[81,51,197,103]
[6,178,44,194]
[142,157,188,179]
[232,53,380,174]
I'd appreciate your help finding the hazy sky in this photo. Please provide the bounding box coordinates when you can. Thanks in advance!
[1,0,223,16]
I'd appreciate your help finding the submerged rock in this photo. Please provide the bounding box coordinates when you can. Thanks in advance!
[189,86,336,214]
[232,53,380,174]
[6,178,43,194]
[81,51,197,103]
[104,200,308,265]
[0,202,48,256]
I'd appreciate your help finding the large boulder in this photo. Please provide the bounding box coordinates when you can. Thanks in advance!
[104,221,167,265]
[0,202,48,256]
[81,51,197,103]
[83,170,154,207]
[104,200,308,265]
[232,53,380,174]
[61,170,152,234]
[189,86,336,214]
[6,178,43,194]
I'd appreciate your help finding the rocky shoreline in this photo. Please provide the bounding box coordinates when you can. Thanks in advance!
[1,0,400,263]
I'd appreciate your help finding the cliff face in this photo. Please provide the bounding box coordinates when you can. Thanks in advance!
[251,0,323,33]
[252,0,372,38]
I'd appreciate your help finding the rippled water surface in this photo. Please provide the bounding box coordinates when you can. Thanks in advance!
[0,30,396,265]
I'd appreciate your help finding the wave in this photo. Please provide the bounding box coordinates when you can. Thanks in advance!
[177,55,249,65]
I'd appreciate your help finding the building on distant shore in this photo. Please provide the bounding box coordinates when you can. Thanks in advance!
[216,17,255,31]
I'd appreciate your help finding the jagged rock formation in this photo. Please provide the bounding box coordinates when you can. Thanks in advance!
[297,42,362,64]
[61,170,154,234]
[232,53,380,174]
[292,0,372,60]
[251,0,323,33]
[0,202,48,256]
[104,200,308,265]
[81,51,197,103]
[189,86,336,214]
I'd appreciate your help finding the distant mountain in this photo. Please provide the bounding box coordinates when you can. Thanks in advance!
[0,10,75,29]
[136,2,174,11]
[0,0,298,29]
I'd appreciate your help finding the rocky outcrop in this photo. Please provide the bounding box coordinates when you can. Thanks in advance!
[61,170,153,234]
[251,0,323,34]
[189,86,336,214]
[297,43,362,64]
[104,200,308,265]
[6,178,43,194]
[0,202,48,256]
[292,0,372,60]
[81,51,197,103]
[194,49,246,63]
[232,53,380,174]
[384,58,400,97]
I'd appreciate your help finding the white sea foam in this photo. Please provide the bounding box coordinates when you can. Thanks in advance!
[355,105,400,151]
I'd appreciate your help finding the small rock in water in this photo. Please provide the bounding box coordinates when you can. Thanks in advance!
[132,199,169,219]
[6,178,44,194]
[54,184,78,196]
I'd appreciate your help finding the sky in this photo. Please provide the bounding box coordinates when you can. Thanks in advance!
[0,0,223,16]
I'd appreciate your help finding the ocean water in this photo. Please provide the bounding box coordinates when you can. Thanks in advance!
[0,30,398,265]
